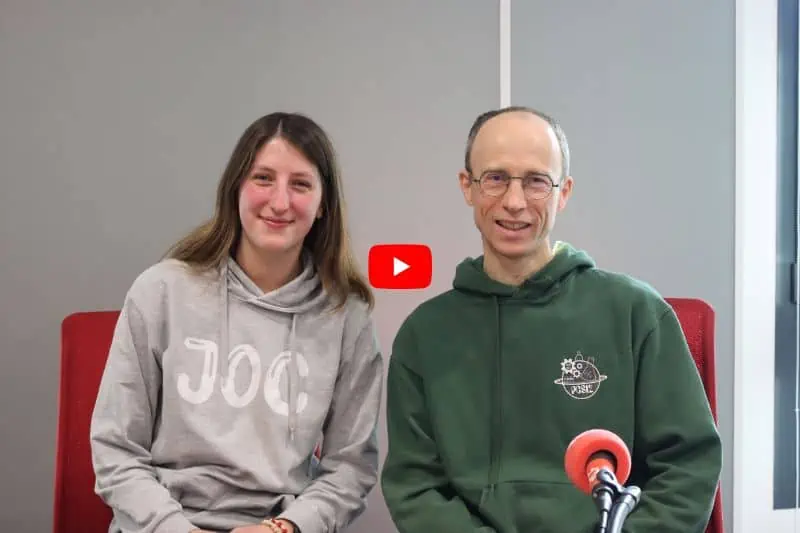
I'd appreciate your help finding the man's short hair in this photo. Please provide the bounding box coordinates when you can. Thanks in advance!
[464,106,571,179]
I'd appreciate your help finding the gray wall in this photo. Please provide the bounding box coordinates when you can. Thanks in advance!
[0,1,496,530]
[0,0,736,531]
[511,1,735,529]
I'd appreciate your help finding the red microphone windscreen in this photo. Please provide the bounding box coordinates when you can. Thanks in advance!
[564,429,632,494]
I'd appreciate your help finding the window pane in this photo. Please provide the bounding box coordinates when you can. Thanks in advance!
[773,0,800,510]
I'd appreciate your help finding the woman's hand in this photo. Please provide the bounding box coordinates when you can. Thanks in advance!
[231,519,295,533]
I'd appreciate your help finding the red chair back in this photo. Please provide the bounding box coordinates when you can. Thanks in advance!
[665,297,724,533]
[53,311,119,533]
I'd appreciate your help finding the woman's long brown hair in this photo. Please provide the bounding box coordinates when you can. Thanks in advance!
[165,112,373,310]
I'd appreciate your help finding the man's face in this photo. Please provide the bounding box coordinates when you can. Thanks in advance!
[459,111,573,262]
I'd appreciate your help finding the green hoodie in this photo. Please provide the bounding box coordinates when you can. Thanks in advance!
[381,242,722,533]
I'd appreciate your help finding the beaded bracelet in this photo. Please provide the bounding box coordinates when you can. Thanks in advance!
[261,518,291,533]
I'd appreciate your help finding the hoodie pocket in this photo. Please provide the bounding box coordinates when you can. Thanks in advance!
[480,480,598,533]
[157,467,227,512]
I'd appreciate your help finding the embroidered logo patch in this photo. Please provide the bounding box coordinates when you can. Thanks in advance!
[554,352,607,400]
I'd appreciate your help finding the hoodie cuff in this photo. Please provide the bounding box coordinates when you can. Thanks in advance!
[153,512,197,533]
[279,500,324,533]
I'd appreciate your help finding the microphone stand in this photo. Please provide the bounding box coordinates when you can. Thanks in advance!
[591,469,642,533]
[607,485,641,533]
[591,469,620,533]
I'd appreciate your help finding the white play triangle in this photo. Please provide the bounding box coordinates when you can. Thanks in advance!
[393,257,410,276]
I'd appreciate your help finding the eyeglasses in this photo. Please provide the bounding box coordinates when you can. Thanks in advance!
[470,170,559,200]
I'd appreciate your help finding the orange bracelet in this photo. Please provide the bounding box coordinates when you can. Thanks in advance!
[261,518,290,533]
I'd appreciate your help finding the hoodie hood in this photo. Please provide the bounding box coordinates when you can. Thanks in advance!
[453,241,595,303]
[225,249,327,313]
[221,249,328,441]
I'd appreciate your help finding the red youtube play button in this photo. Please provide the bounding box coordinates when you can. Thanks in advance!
[368,244,432,290]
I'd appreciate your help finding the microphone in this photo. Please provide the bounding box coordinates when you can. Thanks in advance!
[564,429,640,533]
[564,428,632,494]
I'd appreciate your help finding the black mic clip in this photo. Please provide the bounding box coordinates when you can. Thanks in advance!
[592,469,642,533]
[591,468,620,533]
[607,483,642,533]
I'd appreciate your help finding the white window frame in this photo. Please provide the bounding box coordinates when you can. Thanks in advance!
[734,0,784,530]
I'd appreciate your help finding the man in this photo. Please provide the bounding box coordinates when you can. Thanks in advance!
[380,106,722,533]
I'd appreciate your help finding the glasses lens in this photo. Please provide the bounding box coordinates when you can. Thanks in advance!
[480,172,508,196]
[525,176,552,199]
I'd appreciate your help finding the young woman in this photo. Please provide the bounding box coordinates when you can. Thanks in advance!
[89,112,383,533]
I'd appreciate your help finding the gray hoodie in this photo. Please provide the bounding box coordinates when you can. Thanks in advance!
[89,253,384,533]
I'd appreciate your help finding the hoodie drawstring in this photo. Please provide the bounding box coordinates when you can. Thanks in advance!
[287,314,298,442]
[488,295,502,490]
[221,265,230,381]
